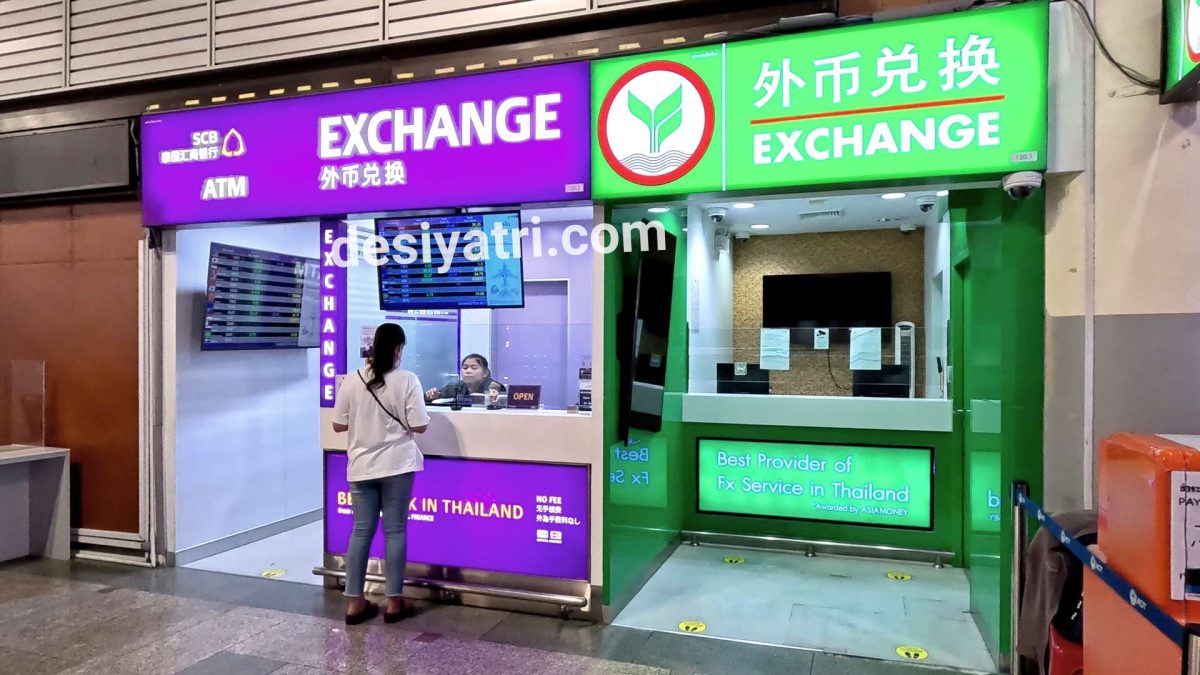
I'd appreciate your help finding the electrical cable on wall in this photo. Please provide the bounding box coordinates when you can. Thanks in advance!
[826,349,851,392]
[1061,0,1161,89]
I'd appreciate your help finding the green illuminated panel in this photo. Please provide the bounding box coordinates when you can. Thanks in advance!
[968,451,1002,533]
[609,437,669,508]
[697,439,933,529]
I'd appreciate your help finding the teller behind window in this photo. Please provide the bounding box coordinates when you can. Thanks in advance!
[424,353,506,402]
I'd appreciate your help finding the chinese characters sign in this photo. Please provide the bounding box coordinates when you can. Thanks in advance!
[592,1,1048,198]
[324,452,590,580]
[140,63,591,226]
[1163,0,1200,102]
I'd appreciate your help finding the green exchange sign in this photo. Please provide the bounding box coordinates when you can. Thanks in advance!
[591,1,1049,199]
[1163,0,1200,102]
[698,439,933,529]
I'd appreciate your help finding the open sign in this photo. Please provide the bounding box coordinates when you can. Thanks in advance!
[507,385,542,409]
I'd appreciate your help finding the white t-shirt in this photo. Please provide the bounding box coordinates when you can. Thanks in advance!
[332,367,430,483]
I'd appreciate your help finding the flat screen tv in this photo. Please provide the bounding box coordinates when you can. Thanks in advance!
[202,243,320,350]
[762,272,892,342]
[619,230,678,439]
[375,212,524,311]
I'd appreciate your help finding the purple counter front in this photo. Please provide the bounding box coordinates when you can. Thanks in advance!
[323,452,590,581]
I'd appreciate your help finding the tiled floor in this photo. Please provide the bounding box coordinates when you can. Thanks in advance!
[0,556,994,674]
[615,544,995,673]
[185,521,324,586]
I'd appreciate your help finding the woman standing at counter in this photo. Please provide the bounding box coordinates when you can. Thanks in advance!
[424,353,506,402]
[332,323,430,625]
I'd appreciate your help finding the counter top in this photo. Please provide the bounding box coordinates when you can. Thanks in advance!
[682,393,954,433]
[428,406,592,419]
[0,445,70,466]
[320,403,600,465]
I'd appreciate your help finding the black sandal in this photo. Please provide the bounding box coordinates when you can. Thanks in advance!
[345,601,379,625]
[384,599,412,624]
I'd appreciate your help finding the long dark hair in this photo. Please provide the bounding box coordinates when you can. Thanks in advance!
[367,323,406,390]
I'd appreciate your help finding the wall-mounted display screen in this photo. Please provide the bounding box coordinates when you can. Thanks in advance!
[697,438,933,529]
[762,272,892,341]
[325,452,590,580]
[376,212,524,311]
[202,243,319,350]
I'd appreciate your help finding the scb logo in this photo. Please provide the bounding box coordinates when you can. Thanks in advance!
[598,61,715,187]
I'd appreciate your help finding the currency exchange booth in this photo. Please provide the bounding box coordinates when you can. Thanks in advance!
[141,62,609,619]
[594,2,1049,671]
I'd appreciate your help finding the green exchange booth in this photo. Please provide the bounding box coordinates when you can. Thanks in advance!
[594,2,1047,671]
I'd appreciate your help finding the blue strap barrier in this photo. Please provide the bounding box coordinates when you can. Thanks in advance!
[1014,489,1186,648]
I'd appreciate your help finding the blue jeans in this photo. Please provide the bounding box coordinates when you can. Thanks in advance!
[344,472,415,598]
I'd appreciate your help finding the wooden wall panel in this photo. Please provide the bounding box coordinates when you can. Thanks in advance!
[731,229,925,397]
[0,201,141,533]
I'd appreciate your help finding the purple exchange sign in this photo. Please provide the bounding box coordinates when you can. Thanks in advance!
[324,452,590,581]
[319,220,347,407]
[140,63,591,226]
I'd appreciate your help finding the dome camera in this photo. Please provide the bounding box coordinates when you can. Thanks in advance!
[916,196,938,214]
[706,208,727,224]
[1002,171,1043,201]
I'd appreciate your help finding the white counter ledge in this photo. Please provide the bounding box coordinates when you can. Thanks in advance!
[0,445,71,562]
[321,406,600,464]
[681,394,954,433]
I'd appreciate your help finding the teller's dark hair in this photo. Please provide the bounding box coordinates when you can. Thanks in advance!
[461,353,490,375]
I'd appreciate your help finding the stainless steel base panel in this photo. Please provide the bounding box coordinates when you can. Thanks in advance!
[316,554,601,622]
[681,530,956,567]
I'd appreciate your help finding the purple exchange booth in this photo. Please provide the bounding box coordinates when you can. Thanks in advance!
[140,62,607,618]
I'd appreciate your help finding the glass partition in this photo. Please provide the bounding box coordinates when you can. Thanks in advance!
[7,360,46,446]
[342,218,594,412]
[688,326,949,399]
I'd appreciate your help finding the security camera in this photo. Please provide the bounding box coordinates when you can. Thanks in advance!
[916,196,938,214]
[706,208,727,224]
[1002,171,1043,200]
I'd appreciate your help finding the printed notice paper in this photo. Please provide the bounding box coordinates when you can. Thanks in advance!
[814,328,830,351]
[1170,471,1200,600]
[849,327,882,371]
[759,328,791,370]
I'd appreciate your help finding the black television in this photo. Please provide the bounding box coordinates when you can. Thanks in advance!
[202,243,320,351]
[762,272,892,342]
[375,212,524,311]
[618,230,678,440]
